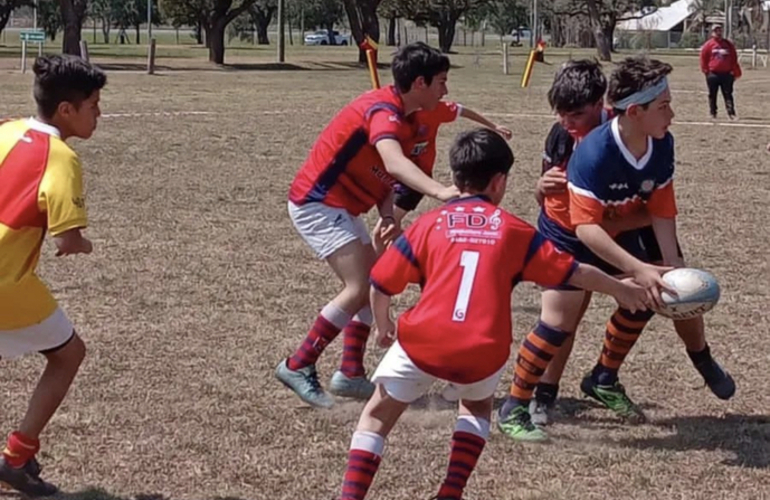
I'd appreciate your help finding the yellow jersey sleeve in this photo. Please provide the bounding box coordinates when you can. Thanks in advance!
[37,140,88,236]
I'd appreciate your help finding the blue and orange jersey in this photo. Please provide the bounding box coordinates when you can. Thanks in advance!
[541,109,612,231]
[407,100,462,176]
[567,118,677,234]
[370,195,576,384]
[289,85,418,216]
[0,119,88,329]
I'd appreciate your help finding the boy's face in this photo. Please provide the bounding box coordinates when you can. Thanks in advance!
[58,90,101,139]
[557,100,604,138]
[415,71,448,111]
[631,87,674,139]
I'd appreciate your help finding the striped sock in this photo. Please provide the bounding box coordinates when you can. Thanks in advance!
[592,308,655,385]
[509,322,571,407]
[340,306,373,378]
[287,303,351,371]
[340,431,384,500]
[436,416,489,500]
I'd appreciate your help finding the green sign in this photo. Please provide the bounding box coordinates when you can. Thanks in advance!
[20,30,45,43]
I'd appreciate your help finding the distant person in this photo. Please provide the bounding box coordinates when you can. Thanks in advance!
[700,24,741,120]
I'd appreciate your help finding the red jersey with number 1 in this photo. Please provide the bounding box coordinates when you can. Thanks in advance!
[289,85,417,216]
[370,195,577,383]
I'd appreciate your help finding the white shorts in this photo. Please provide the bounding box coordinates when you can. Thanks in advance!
[371,340,505,404]
[0,308,74,360]
[288,201,372,259]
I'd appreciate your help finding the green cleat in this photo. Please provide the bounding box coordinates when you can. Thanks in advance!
[497,405,549,442]
[580,374,646,424]
[329,370,375,400]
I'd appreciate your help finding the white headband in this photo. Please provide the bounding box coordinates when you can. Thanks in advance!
[613,77,669,110]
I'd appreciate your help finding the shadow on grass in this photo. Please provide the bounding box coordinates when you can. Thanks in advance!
[616,414,770,468]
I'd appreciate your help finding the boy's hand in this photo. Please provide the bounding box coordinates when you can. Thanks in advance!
[494,125,513,140]
[437,185,460,202]
[375,319,397,348]
[537,168,568,197]
[633,263,676,308]
[614,278,650,313]
[53,229,93,257]
[373,216,401,252]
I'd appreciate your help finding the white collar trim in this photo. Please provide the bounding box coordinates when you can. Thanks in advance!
[611,117,652,171]
[26,118,61,138]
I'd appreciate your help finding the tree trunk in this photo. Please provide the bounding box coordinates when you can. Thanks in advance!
[602,17,616,53]
[256,20,269,44]
[326,22,336,45]
[342,0,381,63]
[387,15,396,46]
[59,0,85,55]
[437,15,458,53]
[101,17,110,44]
[195,22,203,44]
[135,23,140,44]
[585,0,611,60]
[206,20,227,64]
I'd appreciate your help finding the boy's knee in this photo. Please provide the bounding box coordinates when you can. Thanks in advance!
[47,332,86,367]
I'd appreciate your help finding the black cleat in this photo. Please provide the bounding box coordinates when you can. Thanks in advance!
[0,457,58,497]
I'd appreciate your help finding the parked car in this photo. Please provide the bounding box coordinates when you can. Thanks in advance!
[304,30,351,46]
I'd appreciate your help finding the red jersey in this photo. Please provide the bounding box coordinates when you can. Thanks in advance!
[370,195,577,384]
[407,101,462,175]
[289,86,417,216]
[700,38,742,77]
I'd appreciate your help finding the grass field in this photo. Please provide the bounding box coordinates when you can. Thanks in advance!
[0,44,769,500]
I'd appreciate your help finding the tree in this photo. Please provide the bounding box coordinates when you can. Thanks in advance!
[38,0,62,41]
[306,0,344,44]
[0,0,33,38]
[396,0,489,53]
[250,0,276,44]
[89,0,115,43]
[482,0,527,38]
[378,0,404,45]
[341,0,381,63]
[554,0,657,60]
[59,0,88,54]
[161,0,259,64]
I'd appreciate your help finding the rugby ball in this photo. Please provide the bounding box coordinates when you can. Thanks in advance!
[654,268,720,320]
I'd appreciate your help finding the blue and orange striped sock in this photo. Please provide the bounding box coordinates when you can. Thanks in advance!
[592,308,655,385]
[287,303,351,371]
[508,322,571,409]
[436,416,489,500]
[340,431,384,500]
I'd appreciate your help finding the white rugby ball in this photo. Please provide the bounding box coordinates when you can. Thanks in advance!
[654,268,720,320]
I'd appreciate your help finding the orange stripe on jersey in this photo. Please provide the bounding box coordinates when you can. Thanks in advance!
[647,180,678,218]
[568,189,605,227]
[0,130,49,230]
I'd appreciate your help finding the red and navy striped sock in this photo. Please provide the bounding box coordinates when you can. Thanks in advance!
[436,417,489,500]
[340,431,384,500]
[287,303,351,371]
[340,307,373,377]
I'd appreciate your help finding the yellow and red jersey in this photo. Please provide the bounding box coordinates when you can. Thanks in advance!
[0,119,88,329]
[289,85,418,216]
[370,196,576,384]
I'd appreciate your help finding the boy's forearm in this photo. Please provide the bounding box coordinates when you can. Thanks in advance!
[459,107,496,129]
[651,216,683,266]
[377,190,395,220]
[575,223,644,273]
[601,209,652,233]
[381,153,444,198]
[567,264,623,297]
[370,287,392,329]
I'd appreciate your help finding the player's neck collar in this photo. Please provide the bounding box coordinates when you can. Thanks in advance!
[26,117,61,138]
[446,194,491,204]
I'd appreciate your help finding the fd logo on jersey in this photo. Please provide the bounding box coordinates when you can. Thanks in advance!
[446,212,489,228]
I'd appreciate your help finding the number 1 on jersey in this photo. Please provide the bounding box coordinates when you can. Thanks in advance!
[452,250,480,322]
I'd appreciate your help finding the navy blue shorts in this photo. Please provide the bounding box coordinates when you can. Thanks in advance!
[537,212,681,291]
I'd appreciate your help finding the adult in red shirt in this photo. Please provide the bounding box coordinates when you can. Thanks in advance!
[700,24,742,120]
[277,42,460,409]
[335,129,647,500]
